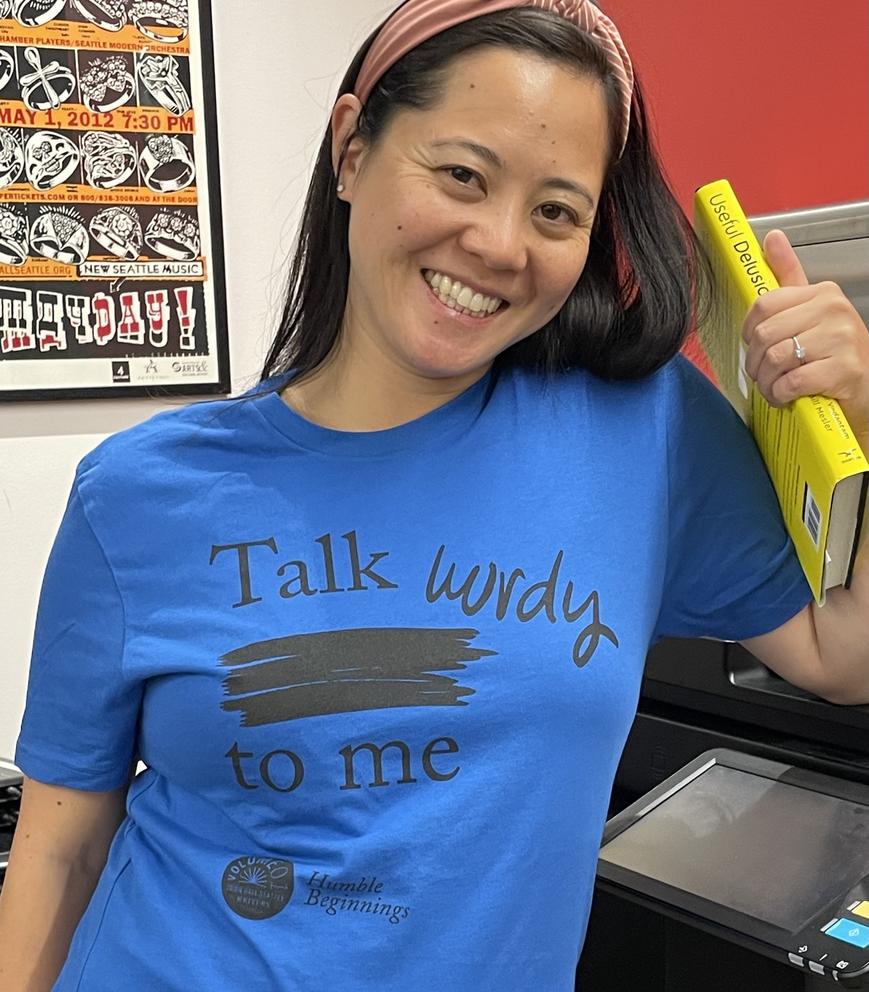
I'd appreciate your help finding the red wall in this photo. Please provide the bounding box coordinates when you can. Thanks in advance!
[602,0,869,217]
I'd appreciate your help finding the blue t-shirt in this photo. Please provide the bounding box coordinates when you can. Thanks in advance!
[16,356,811,991]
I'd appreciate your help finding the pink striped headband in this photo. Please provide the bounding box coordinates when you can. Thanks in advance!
[353,0,635,158]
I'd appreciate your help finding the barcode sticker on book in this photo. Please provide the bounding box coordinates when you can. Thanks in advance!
[802,482,822,548]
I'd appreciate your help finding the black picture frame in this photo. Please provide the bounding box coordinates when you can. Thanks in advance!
[0,0,230,401]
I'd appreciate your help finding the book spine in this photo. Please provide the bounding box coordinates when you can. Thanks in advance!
[694,179,779,309]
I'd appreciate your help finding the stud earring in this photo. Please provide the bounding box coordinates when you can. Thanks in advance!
[336,182,345,194]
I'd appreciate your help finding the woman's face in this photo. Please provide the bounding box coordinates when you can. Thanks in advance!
[334,46,612,390]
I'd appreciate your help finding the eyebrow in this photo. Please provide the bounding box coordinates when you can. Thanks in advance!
[429,138,597,210]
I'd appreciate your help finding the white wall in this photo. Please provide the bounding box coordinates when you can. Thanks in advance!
[0,0,394,761]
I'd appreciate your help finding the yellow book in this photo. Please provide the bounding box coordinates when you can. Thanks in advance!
[693,179,869,604]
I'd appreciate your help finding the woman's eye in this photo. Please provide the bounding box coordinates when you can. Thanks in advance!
[446,166,479,186]
[539,203,578,225]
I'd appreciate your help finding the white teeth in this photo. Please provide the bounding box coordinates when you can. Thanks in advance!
[424,270,504,316]
[456,286,473,308]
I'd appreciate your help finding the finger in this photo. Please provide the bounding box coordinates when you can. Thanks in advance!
[743,296,828,380]
[753,333,811,398]
[745,288,867,384]
[741,284,818,348]
[763,356,850,408]
[756,316,869,404]
[762,229,810,288]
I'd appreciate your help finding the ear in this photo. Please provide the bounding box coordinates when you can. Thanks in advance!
[330,94,367,200]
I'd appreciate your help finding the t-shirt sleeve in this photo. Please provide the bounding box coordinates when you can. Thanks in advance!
[652,357,813,643]
[15,466,143,791]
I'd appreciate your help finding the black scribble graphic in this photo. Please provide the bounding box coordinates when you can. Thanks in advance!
[220,628,496,727]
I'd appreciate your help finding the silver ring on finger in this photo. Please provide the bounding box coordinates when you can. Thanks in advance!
[792,335,807,365]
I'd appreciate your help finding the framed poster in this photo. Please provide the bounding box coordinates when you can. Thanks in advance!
[0,0,229,400]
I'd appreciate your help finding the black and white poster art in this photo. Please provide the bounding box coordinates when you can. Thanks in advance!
[0,0,229,400]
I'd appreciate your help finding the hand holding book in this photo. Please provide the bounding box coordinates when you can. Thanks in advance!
[740,228,869,455]
[693,179,869,602]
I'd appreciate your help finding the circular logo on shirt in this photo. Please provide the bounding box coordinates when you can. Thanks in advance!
[221,856,294,920]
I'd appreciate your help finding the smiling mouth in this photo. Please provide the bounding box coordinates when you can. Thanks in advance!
[421,269,508,319]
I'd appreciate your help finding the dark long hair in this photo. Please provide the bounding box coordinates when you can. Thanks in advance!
[256,5,715,394]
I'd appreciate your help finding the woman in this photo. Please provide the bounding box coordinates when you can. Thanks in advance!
[1,2,867,990]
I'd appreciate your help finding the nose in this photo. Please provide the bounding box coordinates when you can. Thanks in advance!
[457,201,529,273]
